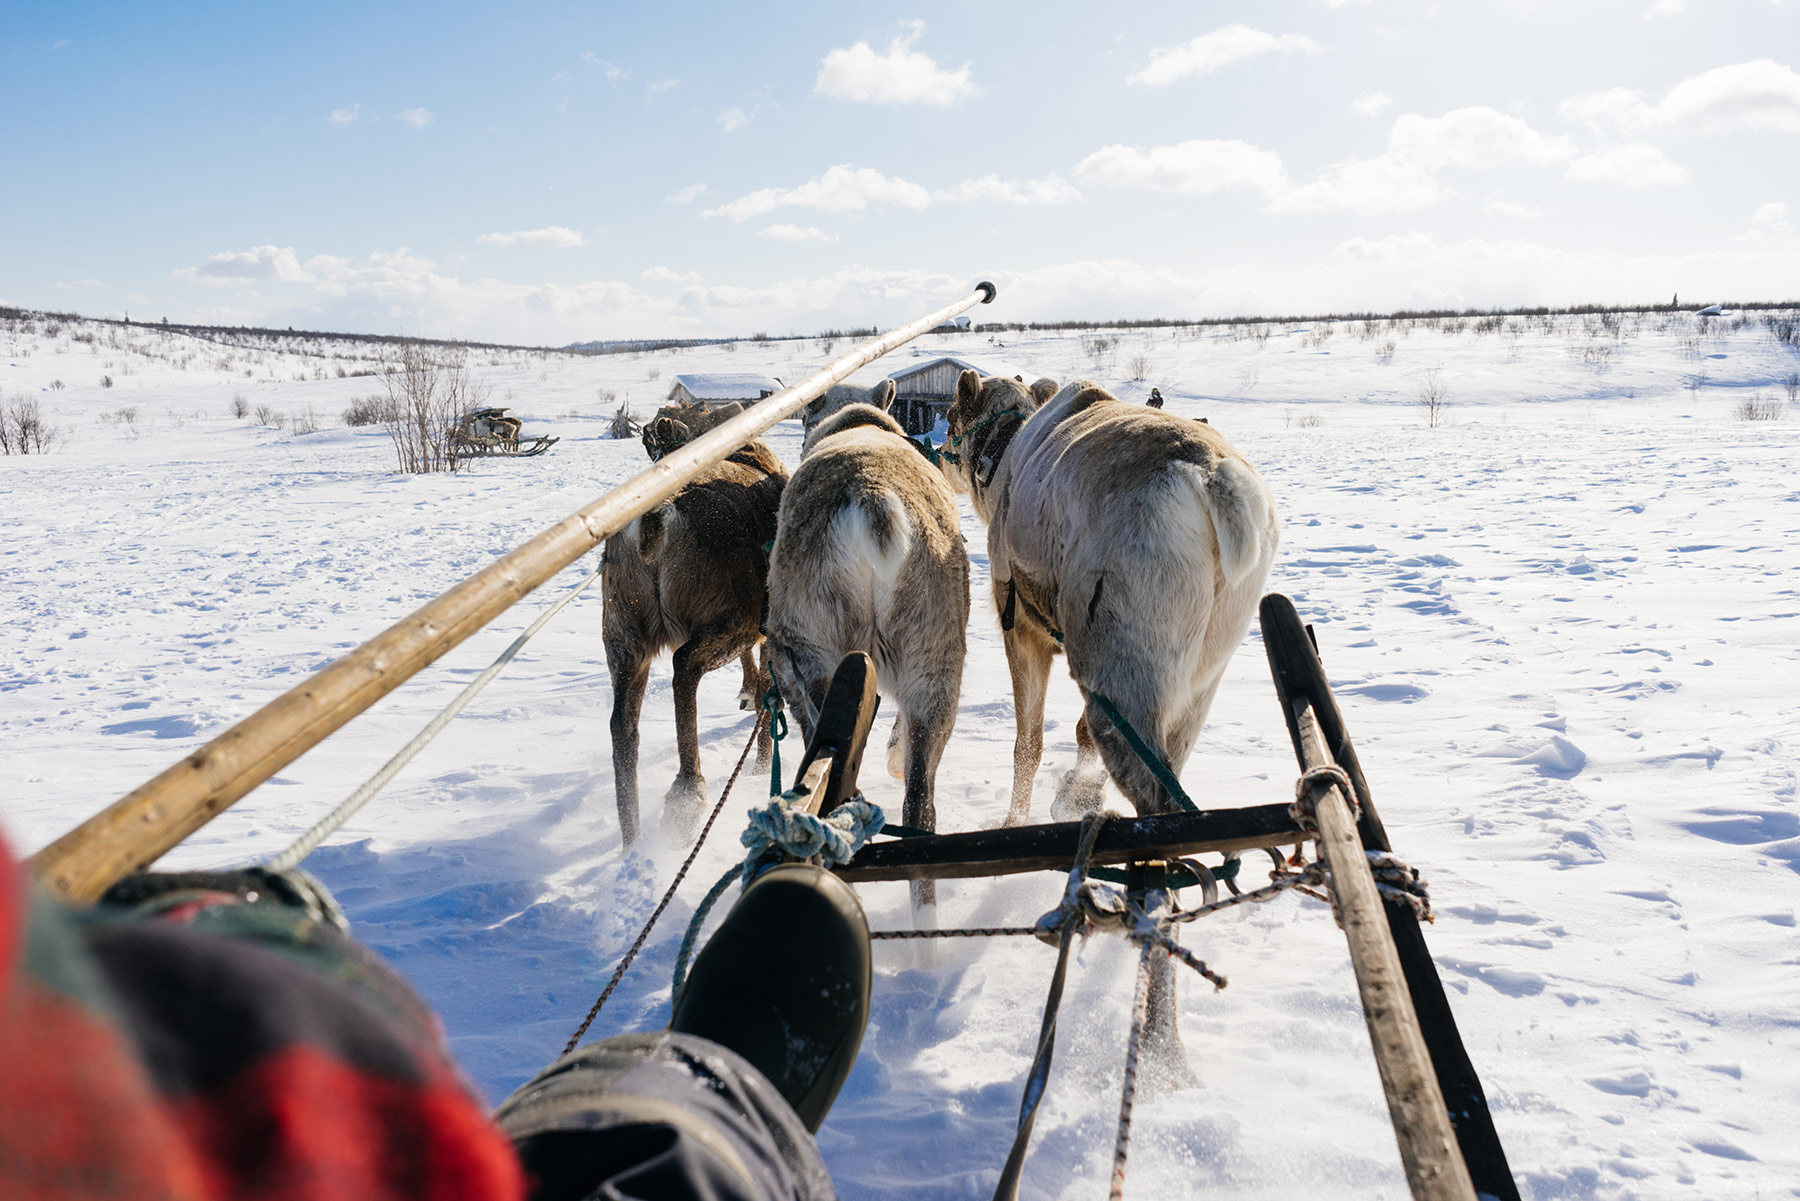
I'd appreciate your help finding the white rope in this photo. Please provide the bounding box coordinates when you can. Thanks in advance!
[263,562,603,872]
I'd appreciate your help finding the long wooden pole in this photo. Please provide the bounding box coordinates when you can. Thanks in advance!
[1294,697,1476,1201]
[33,284,997,904]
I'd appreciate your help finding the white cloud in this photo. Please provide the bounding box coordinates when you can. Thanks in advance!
[814,22,976,107]
[1276,107,1576,213]
[175,245,313,285]
[1483,197,1544,219]
[396,107,433,128]
[1127,25,1321,87]
[1561,60,1800,133]
[477,226,586,248]
[641,266,702,284]
[1275,157,1445,214]
[934,174,1081,205]
[647,78,678,97]
[54,278,105,289]
[581,52,626,83]
[160,237,1800,344]
[1350,91,1391,117]
[1386,107,1576,170]
[758,224,839,244]
[1742,201,1795,241]
[666,183,708,205]
[328,104,360,125]
[1073,140,1288,198]
[702,165,931,222]
[1566,143,1691,187]
[718,107,749,133]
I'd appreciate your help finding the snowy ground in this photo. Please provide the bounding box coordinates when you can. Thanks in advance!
[4,307,1798,1199]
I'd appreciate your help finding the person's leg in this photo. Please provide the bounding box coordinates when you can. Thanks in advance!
[497,864,871,1201]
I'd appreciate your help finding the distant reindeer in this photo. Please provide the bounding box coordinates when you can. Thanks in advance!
[641,400,749,461]
[765,382,969,912]
[603,439,787,845]
[942,370,1278,1079]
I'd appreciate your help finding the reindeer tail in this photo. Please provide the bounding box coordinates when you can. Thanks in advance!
[1199,457,1277,589]
[632,504,674,562]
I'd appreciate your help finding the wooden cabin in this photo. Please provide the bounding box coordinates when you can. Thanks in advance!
[884,355,1020,435]
[665,373,782,408]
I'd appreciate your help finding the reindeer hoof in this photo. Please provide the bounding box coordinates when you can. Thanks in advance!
[662,775,709,843]
[1051,768,1105,823]
[886,724,905,781]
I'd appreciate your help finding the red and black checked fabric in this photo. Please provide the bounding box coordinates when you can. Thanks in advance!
[0,835,525,1201]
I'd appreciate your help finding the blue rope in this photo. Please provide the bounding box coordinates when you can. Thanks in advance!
[670,794,887,998]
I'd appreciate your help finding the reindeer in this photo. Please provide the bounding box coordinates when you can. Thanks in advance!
[940,371,1279,1076]
[765,381,969,912]
[641,400,749,461]
[603,439,787,845]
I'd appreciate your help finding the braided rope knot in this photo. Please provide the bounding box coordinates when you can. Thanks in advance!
[1366,850,1434,922]
[1032,878,1229,990]
[739,794,886,884]
[1289,762,1359,830]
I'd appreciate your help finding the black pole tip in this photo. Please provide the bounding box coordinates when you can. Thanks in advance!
[975,281,997,304]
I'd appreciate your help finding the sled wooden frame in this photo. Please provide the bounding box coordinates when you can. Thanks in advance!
[832,593,1519,1201]
[32,282,999,906]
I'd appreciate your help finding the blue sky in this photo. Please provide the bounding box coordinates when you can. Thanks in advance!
[4,1,1797,341]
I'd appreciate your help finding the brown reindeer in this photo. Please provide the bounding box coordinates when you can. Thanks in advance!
[765,383,969,912]
[641,400,749,461]
[603,439,787,845]
[940,371,1279,1077]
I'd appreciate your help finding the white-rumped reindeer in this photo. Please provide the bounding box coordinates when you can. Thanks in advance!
[765,381,970,914]
[940,370,1280,1074]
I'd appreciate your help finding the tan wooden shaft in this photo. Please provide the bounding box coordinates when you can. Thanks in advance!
[33,286,995,904]
[1296,699,1476,1201]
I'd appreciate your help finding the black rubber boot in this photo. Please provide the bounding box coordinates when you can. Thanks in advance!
[669,863,871,1133]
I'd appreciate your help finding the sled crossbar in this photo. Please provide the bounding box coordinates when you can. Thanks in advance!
[834,804,1302,883]
[32,283,999,905]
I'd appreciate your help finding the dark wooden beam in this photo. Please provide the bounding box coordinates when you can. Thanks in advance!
[834,805,1302,883]
[1260,593,1520,1201]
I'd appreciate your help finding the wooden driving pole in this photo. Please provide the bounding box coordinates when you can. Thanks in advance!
[1294,697,1476,1201]
[33,284,997,904]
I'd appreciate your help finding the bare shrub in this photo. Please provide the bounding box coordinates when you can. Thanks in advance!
[230,393,250,419]
[100,374,114,388]
[290,404,322,435]
[1734,393,1783,422]
[379,341,485,473]
[1295,413,1324,429]
[1376,339,1397,365]
[49,379,64,391]
[1784,370,1799,406]
[1236,365,1259,397]
[1128,354,1151,380]
[1,394,63,453]
[252,402,276,425]
[646,366,661,381]
[341,394,398,426]
[98,407,141,439]
[1082,334,1117,370]
[1416,367,1449,428]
